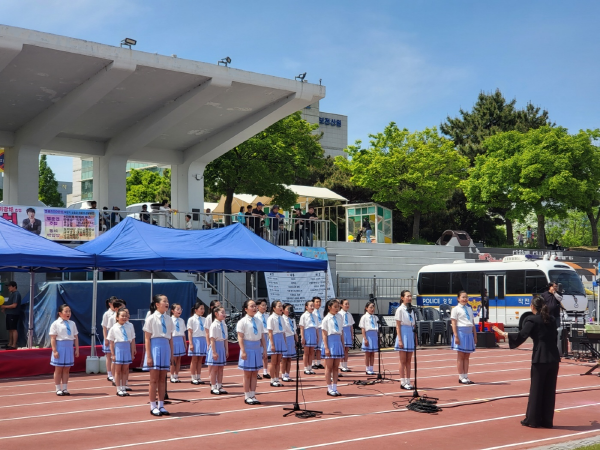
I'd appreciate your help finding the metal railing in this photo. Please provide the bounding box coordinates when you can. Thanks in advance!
[100,209,330,247]
[336,275,416,300]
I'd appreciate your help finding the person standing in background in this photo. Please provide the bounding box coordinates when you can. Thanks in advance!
[1,281,21,350]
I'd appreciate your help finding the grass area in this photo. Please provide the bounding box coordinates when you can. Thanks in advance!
[575,443,600,450]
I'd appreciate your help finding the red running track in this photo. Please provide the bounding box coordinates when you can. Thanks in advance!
[0,344,598,450]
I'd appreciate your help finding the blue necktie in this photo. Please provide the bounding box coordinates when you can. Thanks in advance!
[278,316,283,332]
[317,310,322,323]
[161,315,167,333]
[64,320,71,336]
[199,317,204,331]
[261,314,267,328]
[370,315,375,328]
[220,321,226,339]
[122,325,128,341]
[463,305,470,320]
[288,317,293,330]
[251,317,258,335]
[310,313,316,326]
[175,320,180,332]
[344,313,348,326]
[333,316,339,332]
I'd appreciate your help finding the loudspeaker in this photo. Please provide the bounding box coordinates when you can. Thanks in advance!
[476,331,496,348]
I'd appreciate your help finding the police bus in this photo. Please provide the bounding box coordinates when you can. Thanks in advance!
[416,255,587,327]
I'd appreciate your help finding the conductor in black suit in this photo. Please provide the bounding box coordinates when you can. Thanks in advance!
[22,208,42,235]
[494,296,560,429]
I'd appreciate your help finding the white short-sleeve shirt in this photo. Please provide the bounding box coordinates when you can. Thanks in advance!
[255,311,270,333]
[107,322,135,343]
[236,315,265,342]
[451,304,475,328]
[312,309,323,328]
[299,311,318,329]
[49,319,79,341]
[187,315,207,337]
[283,315,296,338]
[171,316,186,337]
[394,304,415,326]
[102,309,115,329]
[321,313,343,336]
[205,314,213,330]
[143,311,173,339]
[339,310,355,328]
[209,319,228,341]
[359,313,379,331]
[267,313,286,335]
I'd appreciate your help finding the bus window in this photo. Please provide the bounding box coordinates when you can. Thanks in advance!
[451,272,468,294]
[467,272,483,295]
[434,272,451,294]
[497,275,505,299]
[506,270,525,294]
[525,270,547,294]
[418,273,435,295]
[549,270,585,295]
[487,276,496,299]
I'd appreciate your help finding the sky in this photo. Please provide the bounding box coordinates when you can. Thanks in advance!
[1,0,599,182]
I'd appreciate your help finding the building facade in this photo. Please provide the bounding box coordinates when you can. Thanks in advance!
[301,101,348,159]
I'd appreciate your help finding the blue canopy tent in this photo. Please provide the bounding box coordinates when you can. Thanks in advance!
[77,217,328,357]
[0,218,95,348]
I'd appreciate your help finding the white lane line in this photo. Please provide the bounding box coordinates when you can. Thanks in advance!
[2,381,597,441]
[480,430,600,450]
[283,403,600,450]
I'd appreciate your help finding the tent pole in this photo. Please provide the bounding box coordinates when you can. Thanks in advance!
[250,272,255,301]
[90,269,98,357]
[27,270,34,349]
[150,271,154,301]
[324,270,328,304]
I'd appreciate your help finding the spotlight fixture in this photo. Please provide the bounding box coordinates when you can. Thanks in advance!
[295,72,306,82]
[218,57,232,67]
[120,38,137,49]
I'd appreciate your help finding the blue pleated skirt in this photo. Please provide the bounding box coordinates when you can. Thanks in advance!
[304,327,318,347]
[102,338,111,354]
[238,340,263,371]
[362,330,379,352]
[143,338,171,370]
[323,334,345,359]
[50,340,74,367]
[114,341,132,365]
[172,336,186,357]
[268,332,286,355]
[343,326,353,348]
[207,340,226,366]
[188,336,207,357]
[394,325,415,352]
[283,335,297,358]
[452,326,476,353]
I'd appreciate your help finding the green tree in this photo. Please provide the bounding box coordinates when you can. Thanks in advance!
[466,126,600,248]
[440,89,553,244]
[337,124,469,240]
[204,111,324,218]
[39,154,64,207]
[126,168,171,205]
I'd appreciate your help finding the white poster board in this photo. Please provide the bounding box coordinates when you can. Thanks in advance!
[265,247,335,310]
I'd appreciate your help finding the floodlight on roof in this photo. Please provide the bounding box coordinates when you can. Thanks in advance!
[218,57,232,67]
[295,72,307,82]
[120,38,137,49]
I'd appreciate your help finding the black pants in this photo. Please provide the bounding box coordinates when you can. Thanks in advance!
[524,362,559,427]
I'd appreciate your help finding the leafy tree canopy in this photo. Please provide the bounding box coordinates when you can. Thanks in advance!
[126,168,171,206]
[39,154,64,207]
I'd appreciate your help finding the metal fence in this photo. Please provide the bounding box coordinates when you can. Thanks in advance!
[336,275,416,300]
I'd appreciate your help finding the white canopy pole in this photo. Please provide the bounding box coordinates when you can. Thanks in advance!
[27,270,35,349]
[150,271,154,302]
[90,269,98,357]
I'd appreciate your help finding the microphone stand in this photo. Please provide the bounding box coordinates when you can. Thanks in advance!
[283,325,321,417]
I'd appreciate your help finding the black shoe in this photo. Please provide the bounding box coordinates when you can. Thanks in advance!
[191,380,200,385]
[245,398,256,405]
[334,391,342,396]
[56,390,64,396]
[112,381,116,386]
[312,364,319,369]
[159,407,170,416]
[218,388,228,394]
[150,408,162,417]
[107,376,114,382]
[327,390,336,396]
[125,387,132,391]
[318,364,325,369]
[117,391,127,397]
[211,389,221,395]
[263,373,271,379]
[459,378,469,385]
[257,374,262,380]
[521,420,537,428]
[62,390,71,396]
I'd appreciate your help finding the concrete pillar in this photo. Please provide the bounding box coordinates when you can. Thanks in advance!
[171,160,205,213]
[3,144,40,205]
[97,155,127,210]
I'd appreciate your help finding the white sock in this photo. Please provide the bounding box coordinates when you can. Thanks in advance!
[250,391,255,398]
[332,383,337,391]
[56,384,61,392]
[211,384,216,391]
[158,401,164,408]
[284,372,289,378]
[343,362,348,369]
[150,401,157,409]
[245,392,250,399]
[263,368,268,375]
[327,384,332,391]
[107,371,112,377]
[460,373,465,379]
[62,384,67,391]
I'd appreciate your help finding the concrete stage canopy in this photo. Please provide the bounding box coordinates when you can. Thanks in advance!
[0,25,325,211]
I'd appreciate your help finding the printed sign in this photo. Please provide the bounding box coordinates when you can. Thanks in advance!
[0,205,98,241]
[265,246,335,310]
[0,150,4,172]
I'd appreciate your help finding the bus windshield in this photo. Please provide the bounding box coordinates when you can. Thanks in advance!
[548,270,585,295]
